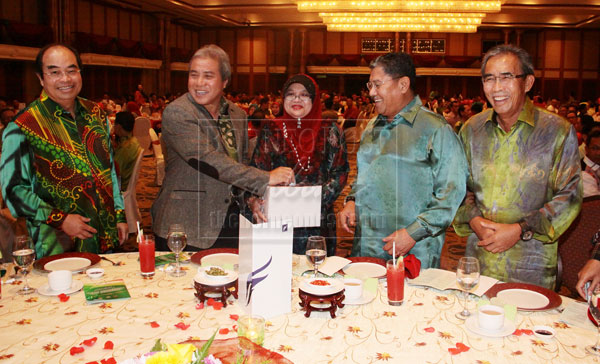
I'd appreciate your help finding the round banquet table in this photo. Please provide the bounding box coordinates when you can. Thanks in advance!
[0,252,599,363]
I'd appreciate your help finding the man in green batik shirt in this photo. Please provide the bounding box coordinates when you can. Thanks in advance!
[0,44,128,257]
[453,44,582,290]
[340,52,468,269]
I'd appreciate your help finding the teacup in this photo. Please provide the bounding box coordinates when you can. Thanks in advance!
[478,304,505,331]
[48,270,72,292]
[343,278,363,300]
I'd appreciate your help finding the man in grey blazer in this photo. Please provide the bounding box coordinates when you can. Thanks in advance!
[151,44,293,250]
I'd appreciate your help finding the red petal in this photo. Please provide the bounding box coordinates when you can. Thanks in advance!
[229,314,239,321]
[103,341,114,350]
[424,327,435,333]
[58,293,70,302]
[82,337,98,347]
[219,328,230,335]
[212,302,223,311]
[149,321,160,328]
[70,346,85,355]
[207,298,215,305]
[448,348,461,355]
[522,329,534,335]
[455,343,470,352]
[101,359,117,364]
[85,362,100,364]
[175,322,190,330]
[512,329,522,336]
[196,303,204,309]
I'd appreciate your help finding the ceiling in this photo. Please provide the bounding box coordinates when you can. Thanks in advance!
[107,0,600,30]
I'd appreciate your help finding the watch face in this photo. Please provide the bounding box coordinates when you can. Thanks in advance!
[522,230,534,241]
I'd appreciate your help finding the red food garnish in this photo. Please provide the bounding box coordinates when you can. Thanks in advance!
[310,279,330,286]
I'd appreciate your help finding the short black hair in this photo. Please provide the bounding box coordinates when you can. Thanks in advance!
[471,102,484,114]
[369,52,417,91]
[35,43,83,79]
[115,111,135,132]
[587,129,600,146]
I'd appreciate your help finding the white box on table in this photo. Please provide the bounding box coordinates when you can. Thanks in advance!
[263,185,322,228]
[238,215,294,319]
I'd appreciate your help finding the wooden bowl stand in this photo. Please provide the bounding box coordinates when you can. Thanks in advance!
[194,280,238,308]
[299,288,345,318]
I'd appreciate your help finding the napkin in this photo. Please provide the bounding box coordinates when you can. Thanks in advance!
[404,254,421,279]
[318,256,352,277]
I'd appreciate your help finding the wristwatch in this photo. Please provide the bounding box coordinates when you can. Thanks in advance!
[518,220,533,241]
[344,195,356,206]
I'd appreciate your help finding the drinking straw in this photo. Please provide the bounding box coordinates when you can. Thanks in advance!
[392,241,396,267]
[136,221,142,243]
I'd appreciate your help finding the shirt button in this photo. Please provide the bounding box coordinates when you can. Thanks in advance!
[224,198,230,204]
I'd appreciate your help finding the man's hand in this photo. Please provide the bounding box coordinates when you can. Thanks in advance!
[382,229,416,257]
[476,220,521,254]
[117,222,128,244]
[61,214,98,240]
[339,201,356,234]
[248,196,267,223]
[268,167,295,186]
[469,216,495,241]
[576,259,600,299]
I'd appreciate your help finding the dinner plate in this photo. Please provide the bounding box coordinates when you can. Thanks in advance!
[465,315,516,338]
[343,289,376,305]
[193,269,238,286]
[34,252,101,273]
[190,249,238,266]
[299,278,344,296]
[37,280,84,296]
[342,262,387,279]
[484,282,562,311]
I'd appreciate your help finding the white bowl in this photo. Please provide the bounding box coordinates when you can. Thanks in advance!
[533,325,555,340]
[86,268,105,279]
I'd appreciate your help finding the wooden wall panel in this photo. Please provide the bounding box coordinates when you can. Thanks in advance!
[308,30,324,54]
[272,30,289,65]
[219,30,236,60]
[253,30,267,64]
[119,9,130,39]
[91,3,104,35]
[544,31,561,69]
[106,7,118,38]
[0,0,22,22]
[130,13,141,41]
[563,31,580,70]
[583,31,600,70]
[326,33,341,54]
[448,34,464,55]
[78,1,91,33]
[344,33,359,54]
[199,30,218,47]
[467,33,482,56]
[22,0,39,23]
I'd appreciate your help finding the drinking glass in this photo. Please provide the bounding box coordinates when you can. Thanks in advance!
[586,287,600,355]
[12,236,36,295]
[455,256,480,320]
[167,224,187,277]
[305,236,327,277]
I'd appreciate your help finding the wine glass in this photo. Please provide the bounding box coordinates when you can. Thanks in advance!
[305,236,327,278]
[167,224,187,277]
[12,236,36,295]
[455,256,480,320]
[586,287,600,355]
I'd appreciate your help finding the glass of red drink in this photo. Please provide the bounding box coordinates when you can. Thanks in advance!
[386,259,404,306]
[139,234,155,277]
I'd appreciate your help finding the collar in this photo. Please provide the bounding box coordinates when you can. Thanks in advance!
[584,156,600,172]
[376,95,421,128]
[484,97,535,129]
[39,90,82,118]
[189,94,229,120]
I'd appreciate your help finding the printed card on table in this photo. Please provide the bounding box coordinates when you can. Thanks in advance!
[238,215,294,319]
[263,186,321,228]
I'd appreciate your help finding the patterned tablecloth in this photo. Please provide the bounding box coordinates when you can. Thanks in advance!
[1,252,599,364]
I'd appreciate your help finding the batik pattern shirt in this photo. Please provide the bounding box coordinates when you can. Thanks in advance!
[250,120,349,255]
[454,98,582,289]
[0,91,125,257]
[350,96,468,269]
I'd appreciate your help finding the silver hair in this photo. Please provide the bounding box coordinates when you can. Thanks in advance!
[481,44,534,77]
[190,44,232,83]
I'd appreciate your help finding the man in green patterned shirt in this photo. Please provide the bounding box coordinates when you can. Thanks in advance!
[454,44,582,289]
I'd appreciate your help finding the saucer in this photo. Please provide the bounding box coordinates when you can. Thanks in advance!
[343,290,376,305]
[38,280,84,296]
[465,314,516,337]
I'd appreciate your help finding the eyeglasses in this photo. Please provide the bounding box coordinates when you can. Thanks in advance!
[284,92,311,102]
[482,73,526,85]
[366,76,401,91]
[43,68,81,80]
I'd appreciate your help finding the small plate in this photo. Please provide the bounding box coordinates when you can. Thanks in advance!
[34,252,101,273]
[465,315,516,338]
[190,249,238,266]
[343,290,376,305]
[485,282,562,311]
[202,266,233,282]
[194,269,237,286]
[300,278,344,296]
[343,262,387,279]
[533,325,556,340]
[38,280,84,296]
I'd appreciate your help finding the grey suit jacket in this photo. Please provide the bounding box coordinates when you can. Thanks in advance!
[151,94,269,248]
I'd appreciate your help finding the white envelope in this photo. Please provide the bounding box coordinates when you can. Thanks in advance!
[238,215,294,319]
[263,186,321,228]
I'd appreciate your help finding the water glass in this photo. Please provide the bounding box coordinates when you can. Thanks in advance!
[305,236,326,277]
[167,224,187,277]
[455,256,480,320]
[12,236,36,295]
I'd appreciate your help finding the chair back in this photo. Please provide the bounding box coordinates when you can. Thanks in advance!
[133,117,153,156]
[557,195,600,295]
[122,150,144,234]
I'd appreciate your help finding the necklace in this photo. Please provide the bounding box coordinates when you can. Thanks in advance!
[282,121,311,172]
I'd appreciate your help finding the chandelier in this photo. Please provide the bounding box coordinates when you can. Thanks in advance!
[295,1,505,33]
